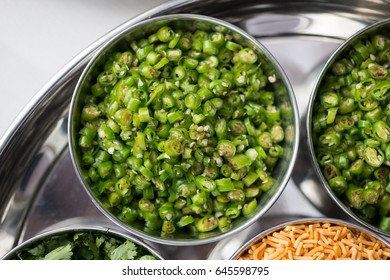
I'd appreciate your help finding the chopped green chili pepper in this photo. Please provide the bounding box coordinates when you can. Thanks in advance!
[349,159,365,175]
[372,120,390,143]
[217,140,236,158]
[378,216,390,232]
[345,185,365,209]
[194,175,217,192]
[326,107,338,124]
[215,177,235,192]
[76,23,289,236]
[242,198,257,216]
[362,187,380,204]
[320,91,340,108]
[237,48,258,64]
[333,153,349,170]
[318,131,341,148]
[162,220,176,233]
[225,203,241,219]
[328,176,347,195]
[196,215,218,232]
[217,216,232,232]
[364,146,384,167]
[323,164,340,180]
[311,31,390,232]
[227,188,245,203]
[312,112,327,132]
[228,154,252,170]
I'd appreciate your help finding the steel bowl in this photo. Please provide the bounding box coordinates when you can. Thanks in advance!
[1,217,163,260]
[230,217,390,260]
[307,18,390,237]
[68,13,299,245]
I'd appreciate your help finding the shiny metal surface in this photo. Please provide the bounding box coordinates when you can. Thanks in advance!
[1,0,390,259]
[229,217,390,260]
[69,14,299,246]
[306,19,390,237]
[2,217,164,260]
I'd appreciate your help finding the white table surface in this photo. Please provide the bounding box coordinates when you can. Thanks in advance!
[0,0,169,139]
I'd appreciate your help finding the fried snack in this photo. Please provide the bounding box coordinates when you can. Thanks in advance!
[238,222,390,260]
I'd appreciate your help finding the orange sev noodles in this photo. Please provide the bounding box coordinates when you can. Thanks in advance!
[237,222,390,260]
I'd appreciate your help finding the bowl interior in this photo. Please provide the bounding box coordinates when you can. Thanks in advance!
[307,19,390,236]
[231,218,390,260]
[2,226,163,260]
[69,14,299,245]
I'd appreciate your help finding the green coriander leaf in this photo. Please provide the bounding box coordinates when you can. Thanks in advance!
[110,240,137,260]
[44,243,73,260]
[138,255,156,260]
[95,236,105,248]
[103,237,120,257]
[73,232,82,241]
[81,233,100,259]
[27,243,45,257]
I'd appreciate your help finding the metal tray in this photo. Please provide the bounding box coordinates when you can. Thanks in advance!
[1,0,389,260]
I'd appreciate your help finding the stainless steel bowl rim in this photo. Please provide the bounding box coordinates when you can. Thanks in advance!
[68,14,300,246]
[1,223,164,260]
[306,18,390,237]
[229,217,390,259]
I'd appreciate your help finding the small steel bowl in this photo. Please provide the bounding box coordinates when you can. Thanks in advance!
[1,218,163,260]
[230,217,390,260]
[307,19,390,237]
[68,14,299,245]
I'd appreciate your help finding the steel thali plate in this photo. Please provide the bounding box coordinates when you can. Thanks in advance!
[0,0,389,259]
